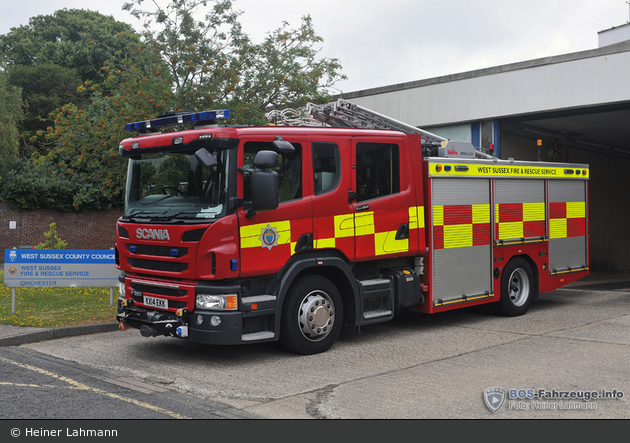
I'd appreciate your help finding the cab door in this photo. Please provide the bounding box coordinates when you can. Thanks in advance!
[237,136,312,277]
[351,136,415,262]
[310,137,355,261]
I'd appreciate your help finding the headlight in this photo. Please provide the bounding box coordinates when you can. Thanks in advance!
[118,282,126,297]
[196,294,237,311]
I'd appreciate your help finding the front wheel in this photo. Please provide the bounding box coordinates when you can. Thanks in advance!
[279,275,344,355]
[493,258,537,317]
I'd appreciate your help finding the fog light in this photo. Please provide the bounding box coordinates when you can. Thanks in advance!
[118,282,126,297]
[210,316,221,327]
[196,314,204,325]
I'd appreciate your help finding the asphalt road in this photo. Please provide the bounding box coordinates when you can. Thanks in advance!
[9,285,629,419]
[0,346,260,420]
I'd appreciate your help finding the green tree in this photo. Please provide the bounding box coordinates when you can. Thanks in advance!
[123,0,346,123]
[124,0,250,111]
[8,64,83,152]
[0,9,142,153]
[0,70,24,173]
[0,9,140,82]
[235,15,346,113]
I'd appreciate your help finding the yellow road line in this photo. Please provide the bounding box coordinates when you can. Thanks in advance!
[0,356,190,419]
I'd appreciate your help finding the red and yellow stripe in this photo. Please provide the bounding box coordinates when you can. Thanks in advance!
[495,202,545,239]
[549,201,586,239]
[433,204,491,249]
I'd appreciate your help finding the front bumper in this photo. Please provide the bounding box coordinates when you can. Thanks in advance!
[117,296,275,345]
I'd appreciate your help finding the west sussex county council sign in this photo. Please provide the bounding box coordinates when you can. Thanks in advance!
[3,249,119,288]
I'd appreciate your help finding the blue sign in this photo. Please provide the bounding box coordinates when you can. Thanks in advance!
[4,249,119,288]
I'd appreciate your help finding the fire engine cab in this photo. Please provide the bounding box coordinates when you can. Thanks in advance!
[115,100,589,354]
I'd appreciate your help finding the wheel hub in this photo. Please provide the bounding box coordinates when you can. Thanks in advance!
[299,291,335,341]
[508,268,530,307]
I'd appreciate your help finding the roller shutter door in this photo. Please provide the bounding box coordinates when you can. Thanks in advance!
[431,178,493,306]
[548,180,588,274]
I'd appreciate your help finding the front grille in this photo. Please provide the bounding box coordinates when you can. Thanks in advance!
[128,258,188,272]
[127,244,188,258]
[130,281,186,297]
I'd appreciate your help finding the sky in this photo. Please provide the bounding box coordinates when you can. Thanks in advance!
[0,0,628,93]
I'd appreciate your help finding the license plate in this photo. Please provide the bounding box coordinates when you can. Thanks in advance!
[143,296,168,309]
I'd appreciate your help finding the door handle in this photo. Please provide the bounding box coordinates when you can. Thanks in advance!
[294,233,313,252]
[395,224,409,240]
[348,190,357,203]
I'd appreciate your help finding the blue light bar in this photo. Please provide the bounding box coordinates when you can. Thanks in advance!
[125,109,230,132]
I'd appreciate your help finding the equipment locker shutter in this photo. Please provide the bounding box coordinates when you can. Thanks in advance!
[431,178,492,305]
[494,179,546,243]
[548,180,588,274]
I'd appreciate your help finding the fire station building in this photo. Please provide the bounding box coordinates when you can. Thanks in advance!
[339,24,630,273]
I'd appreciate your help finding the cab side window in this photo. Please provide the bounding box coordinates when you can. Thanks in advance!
[243,141,302,205]
[356,142,400,202]
[312,142,340,195]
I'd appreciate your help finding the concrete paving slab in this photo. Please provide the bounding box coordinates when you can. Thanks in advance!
[315,335,630,419]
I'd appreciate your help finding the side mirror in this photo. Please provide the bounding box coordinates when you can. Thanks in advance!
[251,170,279,211]
[272,136,295,153]
[195,148,218,168]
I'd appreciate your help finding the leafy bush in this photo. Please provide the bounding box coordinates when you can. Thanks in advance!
[35,222,68,249]
[0,160,78,211]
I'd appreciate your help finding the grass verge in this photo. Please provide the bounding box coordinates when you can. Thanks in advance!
[0,270,118,328]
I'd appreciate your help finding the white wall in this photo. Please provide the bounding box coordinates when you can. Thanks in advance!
[598,23,630,47]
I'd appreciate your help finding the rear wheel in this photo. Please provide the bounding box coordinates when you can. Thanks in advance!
[279,275,343,355]
[494,258,536,317]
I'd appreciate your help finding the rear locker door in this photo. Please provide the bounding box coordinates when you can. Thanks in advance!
[548,180,588,274]
[431,178,493,306]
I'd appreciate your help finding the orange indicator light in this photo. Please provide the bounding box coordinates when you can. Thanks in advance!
[226,295,237,310]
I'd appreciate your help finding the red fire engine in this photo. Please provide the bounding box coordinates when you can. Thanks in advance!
[115,100,589,354]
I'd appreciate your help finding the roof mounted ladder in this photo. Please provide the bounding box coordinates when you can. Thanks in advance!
[306,99,447,146]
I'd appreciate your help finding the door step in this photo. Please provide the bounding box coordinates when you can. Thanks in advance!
[241,331,275,342]
[363,309,393,319]
[358,277,394,325]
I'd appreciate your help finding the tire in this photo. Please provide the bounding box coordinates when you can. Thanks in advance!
[279,275,344,355]
[493,257,537,317]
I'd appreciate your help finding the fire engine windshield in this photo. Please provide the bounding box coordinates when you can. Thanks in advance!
[124,150,229,220]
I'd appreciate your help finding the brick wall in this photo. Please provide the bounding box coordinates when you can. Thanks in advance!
[0,202,122,259]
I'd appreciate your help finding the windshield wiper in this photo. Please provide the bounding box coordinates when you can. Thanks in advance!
[169,211,202,219]
[126,210,169,219]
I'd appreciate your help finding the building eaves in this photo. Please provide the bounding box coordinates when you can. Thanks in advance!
[338,40,630,100]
